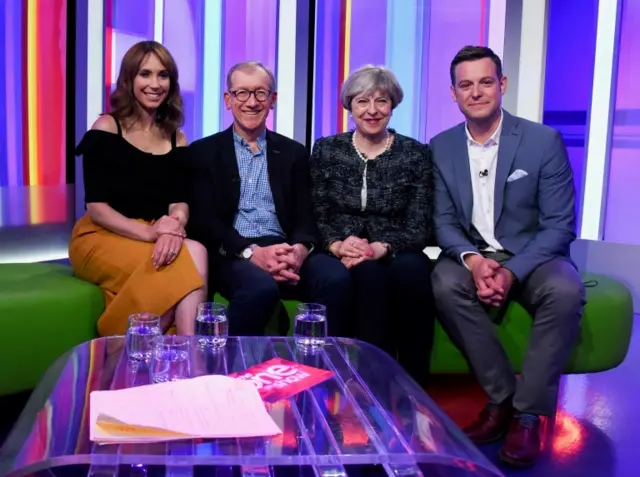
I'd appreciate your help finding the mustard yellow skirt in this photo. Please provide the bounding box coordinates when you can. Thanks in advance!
[69,214,203,336]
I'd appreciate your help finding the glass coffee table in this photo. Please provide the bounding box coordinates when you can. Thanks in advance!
[0,337,503,477]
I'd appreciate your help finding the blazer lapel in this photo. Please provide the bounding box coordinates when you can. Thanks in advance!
[221,126,241,208]
[453,125,474,227]
[494,111,522,225]
[265,131,286,219]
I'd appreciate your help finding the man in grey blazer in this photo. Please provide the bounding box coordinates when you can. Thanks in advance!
[430,46,585,468]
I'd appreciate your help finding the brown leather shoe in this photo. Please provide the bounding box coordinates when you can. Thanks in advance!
[499,415,542,467]
[463,402,514,444]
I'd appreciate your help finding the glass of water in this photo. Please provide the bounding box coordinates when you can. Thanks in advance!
[294,303,327,351]
[195,302,229,348]
[150,335,191,383]
[126,313,161,361]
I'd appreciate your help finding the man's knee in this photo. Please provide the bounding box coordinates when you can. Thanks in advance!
[242,273,280,307]
[431,258,475,299]
[538,268,585,312]
[221,261,280,309]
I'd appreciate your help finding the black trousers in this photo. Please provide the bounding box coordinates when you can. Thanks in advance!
[348,251,436,388]
[213,237,353,337]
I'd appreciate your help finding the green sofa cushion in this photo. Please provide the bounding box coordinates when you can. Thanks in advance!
[246,272,634,375]
[431,273,634,373]
[0,265,631,397]
[0,263,104,395]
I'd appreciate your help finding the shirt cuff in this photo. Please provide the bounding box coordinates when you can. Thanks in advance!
[460,251,481,270]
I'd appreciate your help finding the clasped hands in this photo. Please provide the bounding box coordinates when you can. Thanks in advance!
[250,243,309,284]
[465,254,515,307]
[329,236,387,269]
[148,215,186,269]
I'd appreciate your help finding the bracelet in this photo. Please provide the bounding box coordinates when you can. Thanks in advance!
[326,240,341,256]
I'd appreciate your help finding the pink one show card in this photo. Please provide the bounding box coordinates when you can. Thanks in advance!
[231,358,334,402]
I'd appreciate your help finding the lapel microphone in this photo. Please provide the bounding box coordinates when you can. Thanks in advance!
[479,169,489,178]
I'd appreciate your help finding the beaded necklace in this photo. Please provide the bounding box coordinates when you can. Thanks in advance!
[352,130,391,211]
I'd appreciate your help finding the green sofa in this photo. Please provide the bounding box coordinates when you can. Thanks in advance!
[0,263,634,396]
[432,272,634,373]
[0,263,104,396]
[217,274,634,374]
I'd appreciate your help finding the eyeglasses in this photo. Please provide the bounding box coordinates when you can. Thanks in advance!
[230,89,272,102]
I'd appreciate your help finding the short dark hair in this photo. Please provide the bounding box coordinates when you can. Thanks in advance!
[450,46,503,85]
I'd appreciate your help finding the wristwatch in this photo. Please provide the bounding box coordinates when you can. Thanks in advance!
[299,242,315,255]
[240,244,258,259]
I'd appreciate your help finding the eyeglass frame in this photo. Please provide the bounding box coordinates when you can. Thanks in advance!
[229,89,274,102]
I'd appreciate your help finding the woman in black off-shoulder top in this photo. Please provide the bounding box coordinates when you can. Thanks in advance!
[310,65,436,388]
[70,41,207,336]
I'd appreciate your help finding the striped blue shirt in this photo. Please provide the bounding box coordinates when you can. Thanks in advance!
[232,130,285,238]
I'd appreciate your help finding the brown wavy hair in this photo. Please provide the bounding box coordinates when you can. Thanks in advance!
[107,41,184,136]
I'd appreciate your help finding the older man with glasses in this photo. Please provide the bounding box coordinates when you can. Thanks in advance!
[187,61,353,337]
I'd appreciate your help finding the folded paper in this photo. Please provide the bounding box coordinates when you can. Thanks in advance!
[90,374,282,444]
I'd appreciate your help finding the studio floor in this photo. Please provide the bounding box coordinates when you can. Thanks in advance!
[428,316,639,476]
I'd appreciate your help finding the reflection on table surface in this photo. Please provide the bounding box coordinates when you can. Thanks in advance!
[0,337,504,477]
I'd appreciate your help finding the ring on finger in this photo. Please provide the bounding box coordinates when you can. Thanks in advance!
[168,249,177,255]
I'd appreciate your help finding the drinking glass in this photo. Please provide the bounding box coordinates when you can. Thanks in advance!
[195,302,229,348]
[294,303,327,350]
[150,335,191,383]
[125,313,161,361]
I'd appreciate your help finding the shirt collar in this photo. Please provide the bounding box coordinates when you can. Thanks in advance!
[465,109,503,146]
[233,127,267,150]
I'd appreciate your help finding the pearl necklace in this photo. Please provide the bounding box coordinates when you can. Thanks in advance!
[352,130,391,211]
[352,130,391,161]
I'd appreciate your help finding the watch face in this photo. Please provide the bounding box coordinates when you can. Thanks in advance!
[242,246,254,259]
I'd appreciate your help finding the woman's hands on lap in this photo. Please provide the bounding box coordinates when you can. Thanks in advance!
[148,215,186,242]
[337,236,372,258]
[340,241,389,268]
[152,233,184,268]
[148,216,187,269]
[330,236,387,269]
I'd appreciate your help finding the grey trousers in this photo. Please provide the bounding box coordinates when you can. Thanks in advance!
[431,256,585,416]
